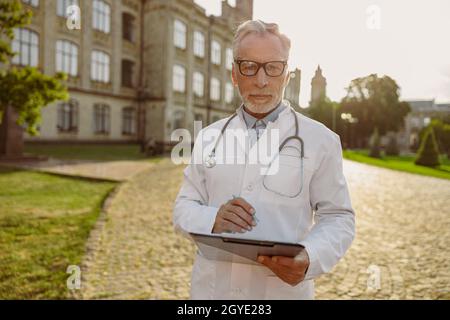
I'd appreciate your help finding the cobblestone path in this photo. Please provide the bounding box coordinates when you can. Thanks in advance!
[78,158,450,299]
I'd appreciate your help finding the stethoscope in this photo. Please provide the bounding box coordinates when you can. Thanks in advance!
[203,109,305,198]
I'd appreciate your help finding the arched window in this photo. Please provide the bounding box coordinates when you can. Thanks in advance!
[122,107,136,135]
[12,28,39,67]
[57,99,78,132]
[56,40,78,76]
[92,0,111,33]
[93,104,110,134]
[91,50,110,82]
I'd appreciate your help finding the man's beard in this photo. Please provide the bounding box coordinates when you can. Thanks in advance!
[240,92,280,113]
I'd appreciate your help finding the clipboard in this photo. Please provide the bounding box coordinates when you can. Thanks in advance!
[189,232,305,265]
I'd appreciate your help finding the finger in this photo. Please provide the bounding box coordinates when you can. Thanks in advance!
[258,256,303,285]
[270,256,296,267]
[227,205,255,227]
[223,210,251,230]
[257,255,280,272]
[222,220,247,233]
[230,197,255,215]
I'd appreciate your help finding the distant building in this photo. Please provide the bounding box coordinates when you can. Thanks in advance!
[310,65,326,105]
[400,99,450,150]
[15,0,255,148]
[284,68,301,110]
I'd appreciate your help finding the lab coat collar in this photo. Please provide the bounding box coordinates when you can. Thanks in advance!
[229,100,296,157]
[240,102,287,129]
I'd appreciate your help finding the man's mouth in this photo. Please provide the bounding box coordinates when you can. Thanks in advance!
[249,94,272,100]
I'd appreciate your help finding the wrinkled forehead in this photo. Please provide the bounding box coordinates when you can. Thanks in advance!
[236,32,289,62]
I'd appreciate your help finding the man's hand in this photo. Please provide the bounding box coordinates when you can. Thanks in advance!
[212,197,256,234]
[258,249,310,286]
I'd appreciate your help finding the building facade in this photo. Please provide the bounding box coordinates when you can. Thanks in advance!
[399,100,450,150]
[13,0,300,147]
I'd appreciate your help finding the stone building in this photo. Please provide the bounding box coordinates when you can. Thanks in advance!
[11,0,300,148]
[399,100,450,150]
[310,65,326,105]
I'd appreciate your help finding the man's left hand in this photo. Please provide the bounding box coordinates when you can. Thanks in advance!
[258,249,310,286]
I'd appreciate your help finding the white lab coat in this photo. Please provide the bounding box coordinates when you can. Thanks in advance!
[173,104,355,299]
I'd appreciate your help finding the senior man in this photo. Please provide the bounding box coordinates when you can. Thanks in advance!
[173,20,355,300]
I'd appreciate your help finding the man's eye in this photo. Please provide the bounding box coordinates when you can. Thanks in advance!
[267,64,281,72]
[242,64,257,71]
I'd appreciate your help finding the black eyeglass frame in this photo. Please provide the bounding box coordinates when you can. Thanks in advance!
[234,59,288,77]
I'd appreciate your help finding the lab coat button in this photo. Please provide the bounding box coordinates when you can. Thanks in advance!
[247,184,253,191]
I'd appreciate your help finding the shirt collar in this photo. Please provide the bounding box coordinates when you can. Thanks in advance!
[240,101,286,129]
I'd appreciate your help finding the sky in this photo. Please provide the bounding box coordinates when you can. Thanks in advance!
[194,0,450,107]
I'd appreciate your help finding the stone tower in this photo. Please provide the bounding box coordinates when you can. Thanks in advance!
[310,65,327,104]
[221,0,253,27]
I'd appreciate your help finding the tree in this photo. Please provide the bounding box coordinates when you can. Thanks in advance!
[385,134,399,156]
[0,0,68,158]
[369,127,381,158]
[307,96,341,132]
[419,119,450,157]
[415,127,440,167]
[340,74,411,147]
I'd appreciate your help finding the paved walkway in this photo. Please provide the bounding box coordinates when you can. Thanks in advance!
[0,158,154,182]
[77,158,450,299]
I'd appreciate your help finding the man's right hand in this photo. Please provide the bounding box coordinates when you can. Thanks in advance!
[212,197,257,234]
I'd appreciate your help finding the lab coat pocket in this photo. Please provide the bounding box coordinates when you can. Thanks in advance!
[264,276,314,300]
[262,154,308,199]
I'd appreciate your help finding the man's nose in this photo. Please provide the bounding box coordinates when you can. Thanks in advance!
[255,67,268,88]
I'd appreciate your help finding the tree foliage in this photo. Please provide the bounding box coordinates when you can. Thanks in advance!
[415,127,440,167]
[341,74,411,144]
[0,0,68,136]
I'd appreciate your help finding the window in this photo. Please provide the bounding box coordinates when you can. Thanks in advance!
[210,77,221,101]
[226,47,233,71]
[94,104,110,134]
[12,28,39,67]
[173,111,185,130]
[23,0,39,7]
[193,72,204,97]
[211,40,221,65]
[57,100,78,132]
[92,0,110,33]
[56,40,78,76]
[174,19,186,49]
[122,12,135,42]
[225,82,234,104]
[173,64,186,93]
[57,0,78,17]
[121,59,134,87]
[193,31,205,58]
[91,50,110,82]
[122,107,136,135]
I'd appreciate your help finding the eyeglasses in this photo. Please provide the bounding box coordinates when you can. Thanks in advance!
[234,60,287,77]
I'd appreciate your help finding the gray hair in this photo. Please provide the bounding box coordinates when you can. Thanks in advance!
[232,20,291,60]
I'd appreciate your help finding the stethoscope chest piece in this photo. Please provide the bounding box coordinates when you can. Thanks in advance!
[204,154,216,168]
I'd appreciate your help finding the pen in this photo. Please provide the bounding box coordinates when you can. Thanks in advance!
[232,194,259,224]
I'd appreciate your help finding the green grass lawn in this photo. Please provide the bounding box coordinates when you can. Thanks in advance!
[343,150,450,180]
[24,143,151,162]
[0,167,116,299]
